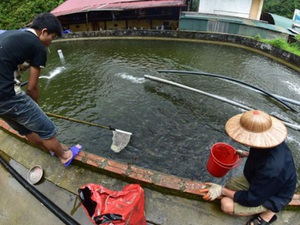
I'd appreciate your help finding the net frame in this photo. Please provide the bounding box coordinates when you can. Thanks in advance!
[111,129,132,153]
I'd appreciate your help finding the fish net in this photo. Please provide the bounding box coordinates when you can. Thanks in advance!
[110,130,132,153]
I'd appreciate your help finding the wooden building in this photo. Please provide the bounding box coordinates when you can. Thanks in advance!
[51,0,186,32]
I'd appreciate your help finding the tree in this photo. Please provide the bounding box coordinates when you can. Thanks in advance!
[0,0,64,29]
[263,0,300,19]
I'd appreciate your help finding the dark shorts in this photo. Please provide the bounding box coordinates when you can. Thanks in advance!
[0,92,57,139]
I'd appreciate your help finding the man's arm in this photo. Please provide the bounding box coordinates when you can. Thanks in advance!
[26,66,40,102]
[221,187,236,199]
[199,183,237,201]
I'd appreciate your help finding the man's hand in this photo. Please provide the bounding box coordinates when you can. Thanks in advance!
[235,149,249,157]
[199,182,222,201]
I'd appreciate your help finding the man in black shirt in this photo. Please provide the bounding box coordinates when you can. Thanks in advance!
[0,13,81,166]
[200,110,297,225]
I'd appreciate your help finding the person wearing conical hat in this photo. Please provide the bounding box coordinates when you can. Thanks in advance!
[200,110,297,225]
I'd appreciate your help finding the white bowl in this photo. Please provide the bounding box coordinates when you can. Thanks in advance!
[27,165,43,185]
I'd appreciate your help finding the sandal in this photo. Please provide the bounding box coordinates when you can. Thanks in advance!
[246,215,277,225]
[64,144,82,167]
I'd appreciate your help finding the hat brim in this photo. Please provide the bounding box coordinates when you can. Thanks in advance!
[225,113,287,148]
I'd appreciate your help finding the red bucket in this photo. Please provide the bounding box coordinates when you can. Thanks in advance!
[207,142,242,177]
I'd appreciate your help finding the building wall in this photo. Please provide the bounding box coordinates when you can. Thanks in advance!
[198,0,264,20]
[68,19,178,31]
[249,0,263,20]
[59,8,181,32]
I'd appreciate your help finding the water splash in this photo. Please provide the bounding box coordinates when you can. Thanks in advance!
[115,72,145,84]
[283,81,300,95]
[40,66,66,79]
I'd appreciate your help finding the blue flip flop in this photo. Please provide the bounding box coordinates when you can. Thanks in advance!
[64,144,82,167]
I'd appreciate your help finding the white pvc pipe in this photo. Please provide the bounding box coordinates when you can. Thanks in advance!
[158,69,300,107]
[144,75,300,131]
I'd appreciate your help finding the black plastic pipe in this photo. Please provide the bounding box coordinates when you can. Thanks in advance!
[0,155,80,225]
[158,69,299,112]
[145,75,300,131]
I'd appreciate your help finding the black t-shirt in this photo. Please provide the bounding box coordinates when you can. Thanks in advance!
[234,142,297,212]
[0,30,47,98]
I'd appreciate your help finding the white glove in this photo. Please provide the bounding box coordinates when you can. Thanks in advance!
[208,183,222,200]
[200,183,222,201]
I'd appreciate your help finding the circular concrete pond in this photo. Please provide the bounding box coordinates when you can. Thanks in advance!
[29,37,300,185]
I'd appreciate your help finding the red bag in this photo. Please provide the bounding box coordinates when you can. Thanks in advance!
[78,184,146,225]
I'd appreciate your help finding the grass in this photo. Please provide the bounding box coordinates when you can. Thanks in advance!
[254,34,300,56]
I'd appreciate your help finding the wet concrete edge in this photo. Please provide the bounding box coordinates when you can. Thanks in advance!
[0,119,299,207]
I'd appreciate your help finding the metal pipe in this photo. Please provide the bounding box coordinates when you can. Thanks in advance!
[0,154,80,225]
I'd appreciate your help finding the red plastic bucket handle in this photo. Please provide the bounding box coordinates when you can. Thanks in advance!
[211,142,241,167]
[212,156,242,170]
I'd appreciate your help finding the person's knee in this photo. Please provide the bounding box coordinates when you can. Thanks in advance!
[221,197,234,214]
[26,132,43,145]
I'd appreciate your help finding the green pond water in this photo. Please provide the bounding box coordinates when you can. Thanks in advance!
[25,38,300,184]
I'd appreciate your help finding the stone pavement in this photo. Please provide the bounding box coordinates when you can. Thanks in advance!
[0,121,300,225]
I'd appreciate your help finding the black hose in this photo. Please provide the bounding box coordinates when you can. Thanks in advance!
[0,155,80,225]
[158,69,298,112]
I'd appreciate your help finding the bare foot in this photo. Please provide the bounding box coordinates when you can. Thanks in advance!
[60,150,73,165]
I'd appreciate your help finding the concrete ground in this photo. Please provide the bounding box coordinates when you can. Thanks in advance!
[0,154,244,225]
[0,128,300,225]
[0,159,92,225]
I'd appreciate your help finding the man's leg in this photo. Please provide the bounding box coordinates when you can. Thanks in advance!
[221,197,276,224]
[225,175,249,191]
[26,133,72,165]
[2,93,80,166]
[221,176,276,224]
[25,132,68,152]
[25,132,44,146]
[221,197,268,216]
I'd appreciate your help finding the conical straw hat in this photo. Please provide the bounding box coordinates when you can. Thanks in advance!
[225,110,287,148]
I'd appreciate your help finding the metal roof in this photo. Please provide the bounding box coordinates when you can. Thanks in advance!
[264,13,295,35]
[180,12,295,36]
[268,13,294,29]
[51,0,185,16]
